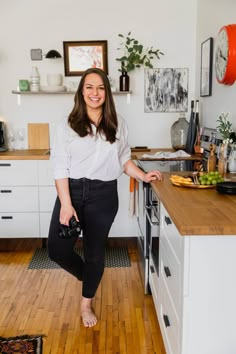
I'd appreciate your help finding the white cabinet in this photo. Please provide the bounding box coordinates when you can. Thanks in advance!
[0,160,136,238]
[157,202,236,354]
[0,160,40,237]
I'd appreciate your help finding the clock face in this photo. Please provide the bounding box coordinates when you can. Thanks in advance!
[215,28,229,82]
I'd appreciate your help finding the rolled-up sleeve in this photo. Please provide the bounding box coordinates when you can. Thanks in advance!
[50,119,70,179]
[118,117,131,167]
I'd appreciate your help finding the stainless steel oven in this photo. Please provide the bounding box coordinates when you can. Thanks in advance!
[136,159,195,294]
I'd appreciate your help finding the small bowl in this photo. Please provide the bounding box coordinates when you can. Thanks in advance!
[47,73,63,87]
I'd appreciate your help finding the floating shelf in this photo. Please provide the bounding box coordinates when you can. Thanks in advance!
[12,90,132,95]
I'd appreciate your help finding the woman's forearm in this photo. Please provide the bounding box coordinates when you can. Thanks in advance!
[55,178,72,207]
[124,160,163,183]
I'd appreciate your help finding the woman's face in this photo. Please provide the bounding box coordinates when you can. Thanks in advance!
[82,73,106,111]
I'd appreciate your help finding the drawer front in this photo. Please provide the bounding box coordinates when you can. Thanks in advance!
[161,204,181,260]
[38,160,54,185]
[39,186,57,212]
[0,161,38,186]
[40,212,52,237]
[0,187,38,212]
[0,213,39,237]
[160,279,179,354]
[160,239,180,315]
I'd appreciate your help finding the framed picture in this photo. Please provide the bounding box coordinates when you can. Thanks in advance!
[144,68,188,112]
[200,37,213,97]
[63,40,108,76]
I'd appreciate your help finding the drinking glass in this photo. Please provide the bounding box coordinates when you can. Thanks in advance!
[217,143,231,177]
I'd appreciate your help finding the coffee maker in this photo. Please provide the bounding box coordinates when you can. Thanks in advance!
[0,121,7,151]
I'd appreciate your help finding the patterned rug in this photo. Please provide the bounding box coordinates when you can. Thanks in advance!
[28,246,131,269]
[0,335,43,354]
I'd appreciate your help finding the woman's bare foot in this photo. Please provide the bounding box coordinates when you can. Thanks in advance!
[81,296,97,328]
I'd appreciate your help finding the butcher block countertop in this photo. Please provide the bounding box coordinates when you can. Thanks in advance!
[0,149,50,160]
[151,172,236,236]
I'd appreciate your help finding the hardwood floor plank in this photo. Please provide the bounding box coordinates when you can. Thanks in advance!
[0,239,166,354]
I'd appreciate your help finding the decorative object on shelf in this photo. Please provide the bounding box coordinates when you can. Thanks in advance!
[63,40,108,76]
[41,73,66,93]
[170,112,189,150]
[19,79,29,92]
[30,66,40,92]
[116,32,164,92]
[200,37,213,97]
[119,70,130,92]
[215,24,236,85]
[144,68,188,113]
[30,48,62,60]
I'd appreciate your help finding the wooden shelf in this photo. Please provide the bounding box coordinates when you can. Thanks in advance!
[12,90,132,95]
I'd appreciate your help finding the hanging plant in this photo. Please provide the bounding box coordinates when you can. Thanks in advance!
[116,31,164,73]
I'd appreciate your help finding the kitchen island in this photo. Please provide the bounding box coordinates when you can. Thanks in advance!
[150,172,236,354]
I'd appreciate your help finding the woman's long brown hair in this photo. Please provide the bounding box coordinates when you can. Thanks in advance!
[68,68,118,143]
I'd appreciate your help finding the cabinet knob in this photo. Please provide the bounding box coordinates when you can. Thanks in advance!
[164,266,171,277]
[165,216,172,225]
[150,265,155,274]
[163,314,170,327]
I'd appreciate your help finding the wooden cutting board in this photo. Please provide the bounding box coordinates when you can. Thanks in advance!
[28,123,50,149]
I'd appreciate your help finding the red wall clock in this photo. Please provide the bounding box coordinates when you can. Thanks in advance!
[215,24,236,85]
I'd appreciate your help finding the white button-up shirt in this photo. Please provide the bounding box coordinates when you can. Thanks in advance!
[51,114,131,181]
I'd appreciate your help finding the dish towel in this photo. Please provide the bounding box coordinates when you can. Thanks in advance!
[141,150,191,159]
[129,177,139,217]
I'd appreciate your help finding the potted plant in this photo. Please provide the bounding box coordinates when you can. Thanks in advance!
[116,32,164,91]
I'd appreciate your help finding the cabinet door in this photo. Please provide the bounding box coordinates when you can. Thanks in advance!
[39,186,57,212]
[0,161,38,185]
[109,174,137,237]
[0,187,38,212]
[38,160,54,185]
[0,213,39,237]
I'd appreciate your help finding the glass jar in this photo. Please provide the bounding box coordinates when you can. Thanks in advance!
[171,113,189,150]
[228,143,236,173]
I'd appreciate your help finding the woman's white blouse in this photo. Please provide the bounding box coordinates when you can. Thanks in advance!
[51,115,131,181]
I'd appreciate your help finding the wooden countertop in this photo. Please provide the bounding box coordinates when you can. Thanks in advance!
[151,172,236,236]
[0,149,50,160]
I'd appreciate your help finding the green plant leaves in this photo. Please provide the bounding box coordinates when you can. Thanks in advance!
[116,32,164,73]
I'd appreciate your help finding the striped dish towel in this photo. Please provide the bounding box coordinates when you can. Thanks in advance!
[129,177,139,217]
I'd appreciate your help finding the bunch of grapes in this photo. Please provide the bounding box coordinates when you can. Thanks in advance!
[198,171,224,185]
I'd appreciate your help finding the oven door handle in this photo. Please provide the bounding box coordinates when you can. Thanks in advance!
[145,204,159,221]
[145,206,159,227]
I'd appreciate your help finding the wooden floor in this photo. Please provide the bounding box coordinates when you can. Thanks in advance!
[0,238,166,354]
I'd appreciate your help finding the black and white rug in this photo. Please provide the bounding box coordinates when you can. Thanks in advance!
[28,246,131,269]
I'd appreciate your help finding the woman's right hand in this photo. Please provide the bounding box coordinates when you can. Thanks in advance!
[59,204,78,226]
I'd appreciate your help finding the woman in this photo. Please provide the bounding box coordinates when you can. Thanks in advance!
[48,67,162,328]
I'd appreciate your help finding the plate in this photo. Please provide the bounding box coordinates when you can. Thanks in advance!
[216,181,236,194]
[171,181,216,189]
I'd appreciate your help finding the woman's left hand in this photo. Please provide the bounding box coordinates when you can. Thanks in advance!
[143,170,163,183]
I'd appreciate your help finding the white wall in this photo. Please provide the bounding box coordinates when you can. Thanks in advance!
[196,0,236,130]
[0,0,197,148]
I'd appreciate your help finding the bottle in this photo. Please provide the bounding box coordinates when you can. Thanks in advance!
[119,71,130,92]
[30,66,40,92]
[170,112,189,150]
[185,100,195,154]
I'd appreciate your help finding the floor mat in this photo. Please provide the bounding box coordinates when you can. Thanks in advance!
[0,335,44,354]
[28,246,131,269]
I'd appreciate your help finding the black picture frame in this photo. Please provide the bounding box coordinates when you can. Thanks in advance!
[63,40,108,76]
[200,37,213,97]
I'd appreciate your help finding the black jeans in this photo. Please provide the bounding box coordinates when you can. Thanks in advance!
[48,178,118,298]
